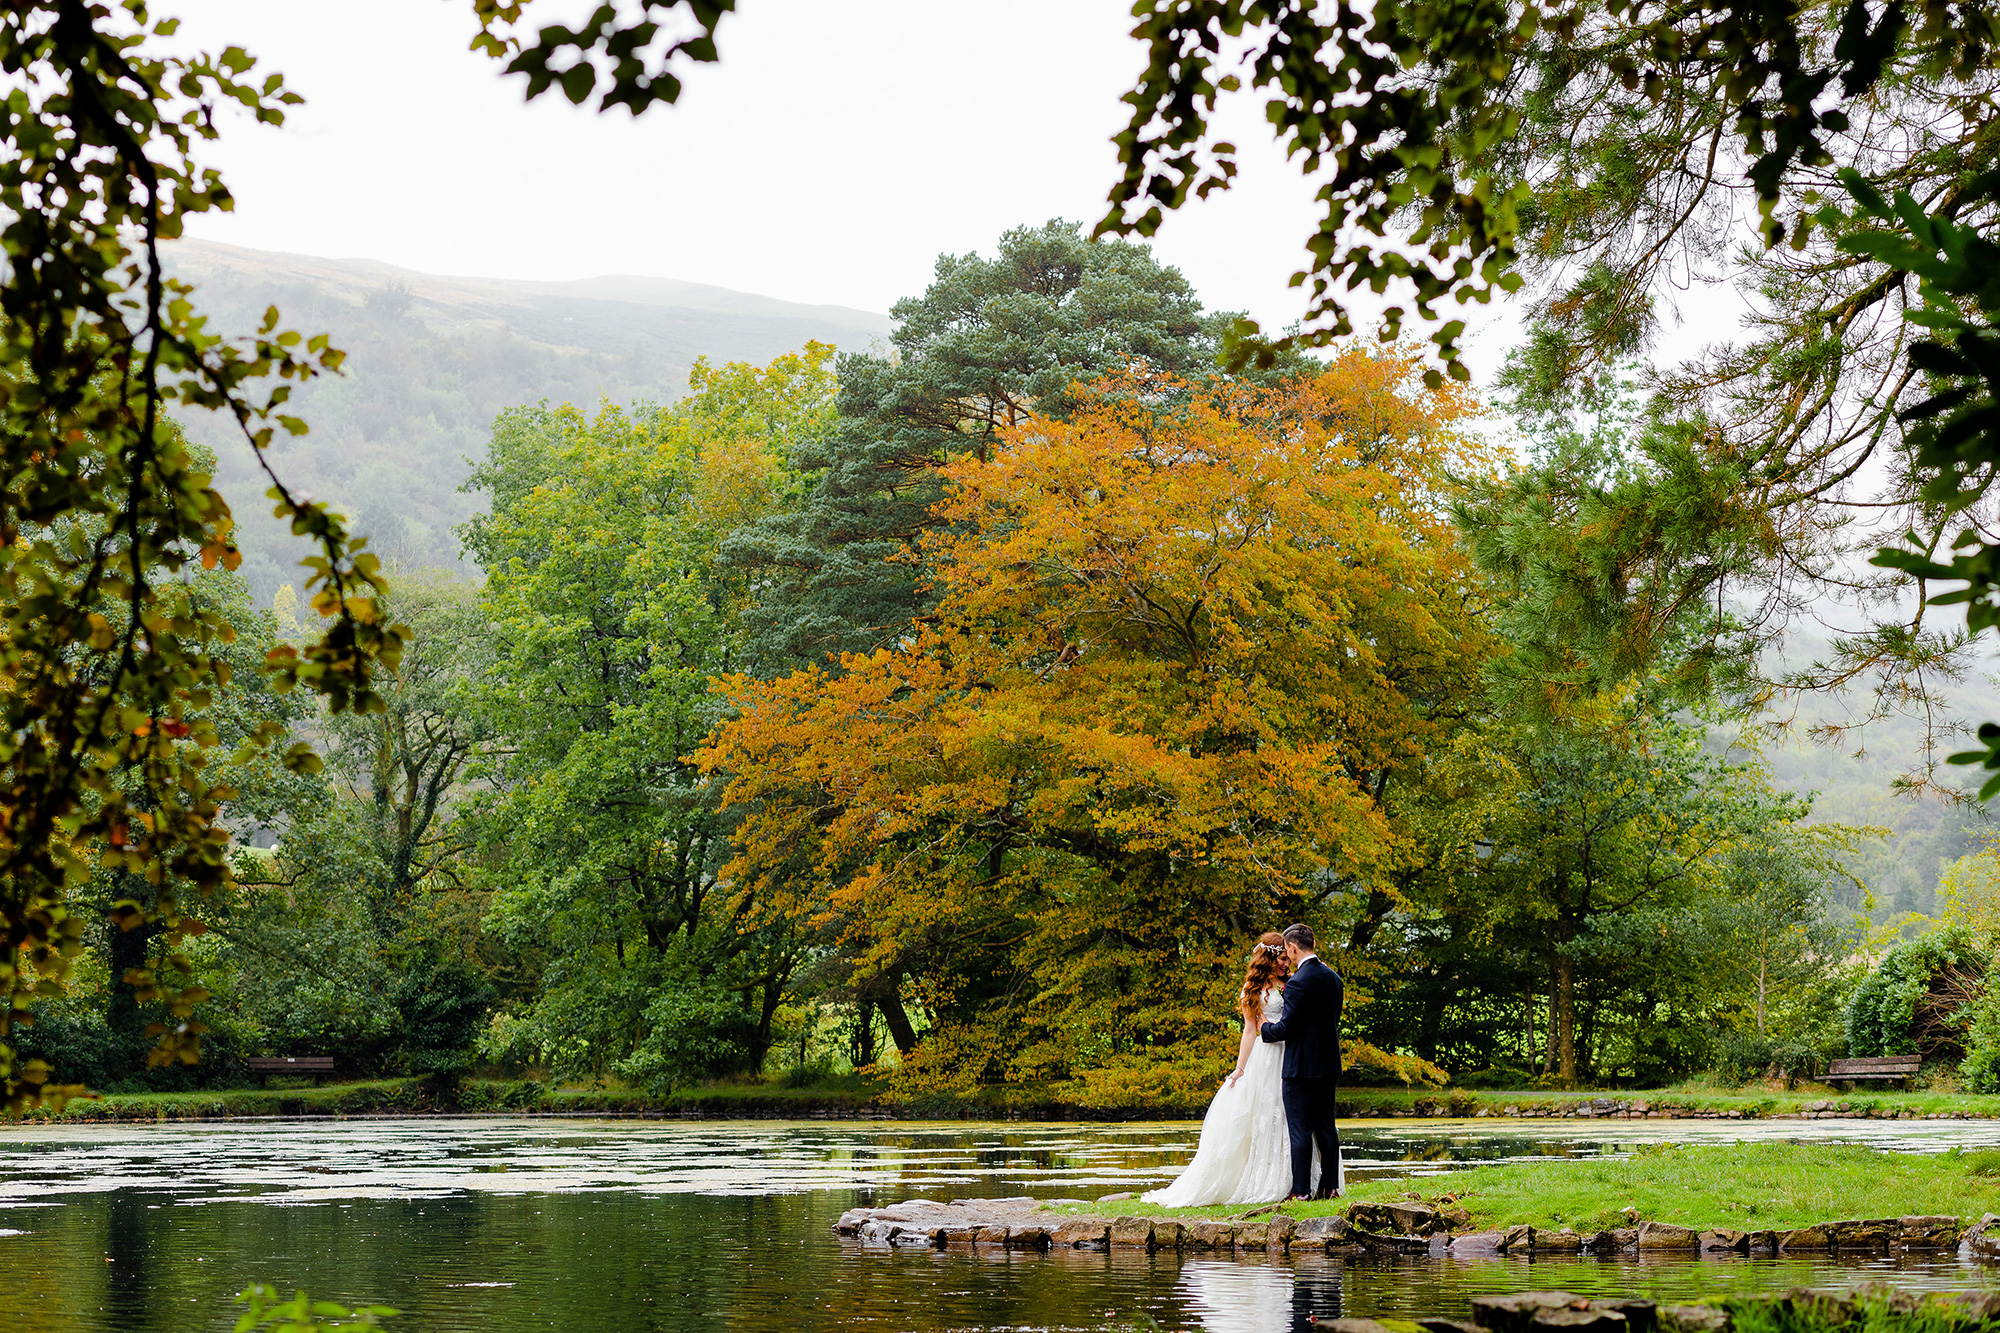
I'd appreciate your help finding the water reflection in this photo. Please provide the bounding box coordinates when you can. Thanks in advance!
[0,1119,1996,1333]
[1181,1259,1304,1333]
[1189,1251,2000,1333]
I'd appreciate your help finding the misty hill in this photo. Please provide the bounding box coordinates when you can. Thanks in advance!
[164,240,891,601]
[1746,628,2000,922]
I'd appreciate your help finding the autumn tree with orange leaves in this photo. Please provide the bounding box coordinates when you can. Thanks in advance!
[697,350,1498,1101]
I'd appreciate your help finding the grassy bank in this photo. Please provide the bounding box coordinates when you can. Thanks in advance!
[15,1077,545,1122]
[1062,1142,2000,1232]
[11,1077,1999,1123]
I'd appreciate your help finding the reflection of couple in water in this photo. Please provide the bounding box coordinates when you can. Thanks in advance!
[1144,924,1344,1207]
[1178,1259,1346,1333]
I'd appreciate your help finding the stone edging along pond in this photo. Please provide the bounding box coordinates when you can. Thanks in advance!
[834,1197,2000,1262]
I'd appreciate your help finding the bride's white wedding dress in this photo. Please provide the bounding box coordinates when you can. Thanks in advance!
[1142,987,1300,1207]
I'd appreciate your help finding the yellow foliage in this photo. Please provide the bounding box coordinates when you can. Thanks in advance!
[271,583,309,642]
[699,349,1495,1088]
[1343,1038,1450,1088]
[1937,847,2000,941]
[683,341,836,535]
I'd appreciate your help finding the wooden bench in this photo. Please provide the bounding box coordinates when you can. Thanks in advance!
[246,1056,335,1082]
[1827,1055,1922,1089]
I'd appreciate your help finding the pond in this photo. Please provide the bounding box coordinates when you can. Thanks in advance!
[1,1116,1997,1332]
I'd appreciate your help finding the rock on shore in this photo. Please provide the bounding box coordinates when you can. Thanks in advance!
[832,1199,2000,1261]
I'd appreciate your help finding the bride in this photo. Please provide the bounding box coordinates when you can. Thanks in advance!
[1144,932,1304,1207]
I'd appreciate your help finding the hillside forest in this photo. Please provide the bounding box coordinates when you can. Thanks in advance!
[162,240,890,604]
[27,222,2000,1105]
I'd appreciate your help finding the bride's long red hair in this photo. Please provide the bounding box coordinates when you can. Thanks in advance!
[1238,931,1291,1023]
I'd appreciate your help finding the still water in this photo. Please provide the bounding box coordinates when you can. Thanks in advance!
[1,1116,1997,1332]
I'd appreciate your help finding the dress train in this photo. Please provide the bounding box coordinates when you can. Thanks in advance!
[1142,988,1342,1207]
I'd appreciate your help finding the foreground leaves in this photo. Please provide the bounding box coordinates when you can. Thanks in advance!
[234,1285,397,1333]
[0,3,406,1110]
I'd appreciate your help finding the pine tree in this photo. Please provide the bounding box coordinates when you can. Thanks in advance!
[723,220,1274,669]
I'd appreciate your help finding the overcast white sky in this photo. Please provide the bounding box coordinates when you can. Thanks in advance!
[170,0,1536,381]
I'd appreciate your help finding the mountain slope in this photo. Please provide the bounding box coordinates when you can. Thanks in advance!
[164,240,890,600]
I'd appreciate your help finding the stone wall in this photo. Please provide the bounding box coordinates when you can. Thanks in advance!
[833,1198,2000,1263]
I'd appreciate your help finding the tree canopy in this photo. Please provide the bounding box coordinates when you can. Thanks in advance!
[700,352,1500,1098]
[465,0,2000,781]
[723,220,1258,669]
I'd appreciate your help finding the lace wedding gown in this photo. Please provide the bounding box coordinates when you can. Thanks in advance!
[1142,987,1306,1207]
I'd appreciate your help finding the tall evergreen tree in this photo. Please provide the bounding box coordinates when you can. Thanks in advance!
[724,220,1265,668]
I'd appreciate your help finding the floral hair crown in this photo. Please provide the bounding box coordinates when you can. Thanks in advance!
[1257,942,1284,959]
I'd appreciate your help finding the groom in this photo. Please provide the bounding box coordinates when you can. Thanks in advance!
[1258,922,1343,1200]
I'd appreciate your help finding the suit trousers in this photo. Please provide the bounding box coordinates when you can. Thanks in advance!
[1281,1074,1341,1198]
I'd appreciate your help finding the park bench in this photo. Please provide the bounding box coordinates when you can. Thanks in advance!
[1826,1055,1922,1089]
[245,1055,335,1083]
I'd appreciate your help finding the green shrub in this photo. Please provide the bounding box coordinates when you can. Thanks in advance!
[1711,1030,1820,1083]
[612,975,760,1098]
[1845,926,1985,1058]
[387,947,493,1078]
[1958,987,2000,1093]
[1456,1061,1534,1089]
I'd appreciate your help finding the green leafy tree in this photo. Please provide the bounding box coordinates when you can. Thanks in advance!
[314,571,492,924]
[1697,828,1865,1043]
[222,572,495,1075]
[1455,384,1776,720]
[465,351,835,1085]
[1366,715,1857,1085]
[1455,709,1807,1084]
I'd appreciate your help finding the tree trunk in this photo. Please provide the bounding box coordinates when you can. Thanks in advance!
[750,973,785,1066]
[879,993,918,1054]
[1555,952,1578,1086]
[858,972,919,1054]
[1346,886,1396,955]
[1416,975,1449,1064]
[1575,979,1595,1083]
[1541,984,1559,1076]
[1550,868,1579,1086]
[106,873,162,1069]
[1524,985,1536,1070]
[1755,954,1768,1038]
[851,1001,878,1068]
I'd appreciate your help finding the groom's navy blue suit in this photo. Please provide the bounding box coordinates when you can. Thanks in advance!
[1259,955,1343,1198]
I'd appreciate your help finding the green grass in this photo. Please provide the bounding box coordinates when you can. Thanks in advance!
[1325,1086,1998,1121]
[1051,1142,2000,1233]
[10,1078,439,1122]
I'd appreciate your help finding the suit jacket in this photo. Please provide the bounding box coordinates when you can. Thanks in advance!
[1259,956,1343,1080]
